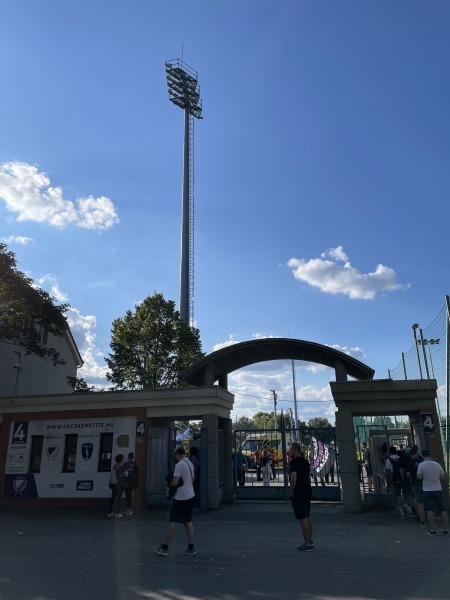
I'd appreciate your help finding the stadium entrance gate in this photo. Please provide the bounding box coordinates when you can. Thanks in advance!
[233,423,341,501]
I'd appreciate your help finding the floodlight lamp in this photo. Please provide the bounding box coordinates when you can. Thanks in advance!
[412,323,419,330]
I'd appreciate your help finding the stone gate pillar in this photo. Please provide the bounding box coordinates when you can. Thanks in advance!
[202,413,219,510]
[335,410,363,513]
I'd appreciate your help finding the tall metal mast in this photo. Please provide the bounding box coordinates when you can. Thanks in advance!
[165,59,202,325]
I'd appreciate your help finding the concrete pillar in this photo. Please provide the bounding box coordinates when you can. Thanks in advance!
[335,410,362,513]
[218,373,228,390]
[334,359,348,382]
[222,417,233,503]
[203,362,215,386]
[202,413,219,510]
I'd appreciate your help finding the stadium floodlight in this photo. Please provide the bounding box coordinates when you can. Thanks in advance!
[165,58,203,326]
[166,60,202,118]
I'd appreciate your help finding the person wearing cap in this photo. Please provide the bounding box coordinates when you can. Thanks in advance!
[154,446,197,556]
[416,450,448,535]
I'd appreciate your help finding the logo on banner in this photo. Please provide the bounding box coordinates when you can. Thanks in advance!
[116,434,130,448]
[13,476,28,496]
[46,445,60,461]
[82,443,94,461]
[76,480,94,491]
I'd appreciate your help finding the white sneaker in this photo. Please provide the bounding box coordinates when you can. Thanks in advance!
[124,509,133,515]
[115,513,124,519]
[107,513,115,518]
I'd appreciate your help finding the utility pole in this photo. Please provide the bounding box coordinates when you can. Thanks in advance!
[270,389,278,430]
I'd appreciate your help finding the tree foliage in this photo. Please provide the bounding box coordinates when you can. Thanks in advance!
[105,292,204,390]
[67,376,97,393]
[0,243,69,365]
[307,417,334,429]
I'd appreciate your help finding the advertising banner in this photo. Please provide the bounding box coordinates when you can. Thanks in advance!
[4,416,138,499]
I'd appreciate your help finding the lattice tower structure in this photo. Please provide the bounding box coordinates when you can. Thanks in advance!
[165,59,202,326]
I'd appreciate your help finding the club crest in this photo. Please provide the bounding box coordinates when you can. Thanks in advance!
[82,443,93,461]
[13,475,27,495]
[46,445,59,461]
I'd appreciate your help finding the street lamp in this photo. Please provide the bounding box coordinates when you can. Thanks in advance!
[13,351,22,397]
[412,324,423,379]
[270,389,278,430]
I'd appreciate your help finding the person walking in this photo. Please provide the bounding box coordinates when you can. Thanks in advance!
[416,450,449,535]
[123,452,139,515]
[406,445,426,527]
[362,442,373,491]
[385,446,407,517]
[154,446,196,556]
[107,454,128,518]
[261,449,271,487]
[289,442,313,552]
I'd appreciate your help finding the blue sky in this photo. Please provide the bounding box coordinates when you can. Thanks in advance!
[1,1,449,423]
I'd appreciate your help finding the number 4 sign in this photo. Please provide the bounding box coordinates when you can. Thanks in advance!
[421,413,435,432]
[12,421,29,445]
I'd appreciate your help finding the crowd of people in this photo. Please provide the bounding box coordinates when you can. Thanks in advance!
[107,439,448,557]
[383,443,448,535]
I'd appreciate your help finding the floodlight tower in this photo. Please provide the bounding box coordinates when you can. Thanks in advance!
[165,58,203,325]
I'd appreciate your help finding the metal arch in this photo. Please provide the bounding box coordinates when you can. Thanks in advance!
[180,338,375,388]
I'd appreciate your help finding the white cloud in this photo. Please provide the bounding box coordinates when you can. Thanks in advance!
[0,162,119,230]
[33,273,109,384]
[50,284,69,303]
[66,307,108,382]
[212,335,240,352]
[321,246,348,262]
[287,246,406,300]
[2,235,35,245]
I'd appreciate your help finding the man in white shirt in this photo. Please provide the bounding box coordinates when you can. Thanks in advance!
[154,446,196,556]
[416,450,448,535]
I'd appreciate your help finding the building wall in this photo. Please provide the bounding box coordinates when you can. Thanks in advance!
[0,331,81,397]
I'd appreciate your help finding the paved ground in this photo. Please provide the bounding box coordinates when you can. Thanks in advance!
[0,501,449,600]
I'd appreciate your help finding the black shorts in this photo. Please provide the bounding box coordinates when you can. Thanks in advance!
[169,498,194,524]
[291,498,311,521]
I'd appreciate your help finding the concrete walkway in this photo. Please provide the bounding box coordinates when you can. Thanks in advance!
[0,501,448,600]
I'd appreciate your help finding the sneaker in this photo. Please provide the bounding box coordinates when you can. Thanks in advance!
[184,546,197,555]
[418,522,426,528]
[107,513,115,518]
[153,545,169,557]
[115,513,124,519]
[297,543,314,552]
[124,509,133,515]
[443,529,449,535]
[426,529,436,535]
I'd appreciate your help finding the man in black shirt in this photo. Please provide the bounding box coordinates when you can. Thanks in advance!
[289,442,313,552]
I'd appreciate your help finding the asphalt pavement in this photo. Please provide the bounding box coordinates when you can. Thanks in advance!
[0,500,449,600]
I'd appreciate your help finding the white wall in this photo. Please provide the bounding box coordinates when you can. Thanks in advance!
[0,331,81,397]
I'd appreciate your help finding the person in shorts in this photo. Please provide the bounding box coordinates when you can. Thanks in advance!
[289,442,313,552]
[416,450,448,535]
[154,446,196,556]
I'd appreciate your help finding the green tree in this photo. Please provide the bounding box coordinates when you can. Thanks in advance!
[0,243,69,365]
[307,417,334,429]
[67,376,97,393]
[106,292,204,390]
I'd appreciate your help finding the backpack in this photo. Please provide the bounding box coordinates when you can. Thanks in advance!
[409,455,423,484]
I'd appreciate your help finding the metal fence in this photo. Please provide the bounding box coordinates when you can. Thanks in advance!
[232,424,340,501]
[388,296,450,467]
